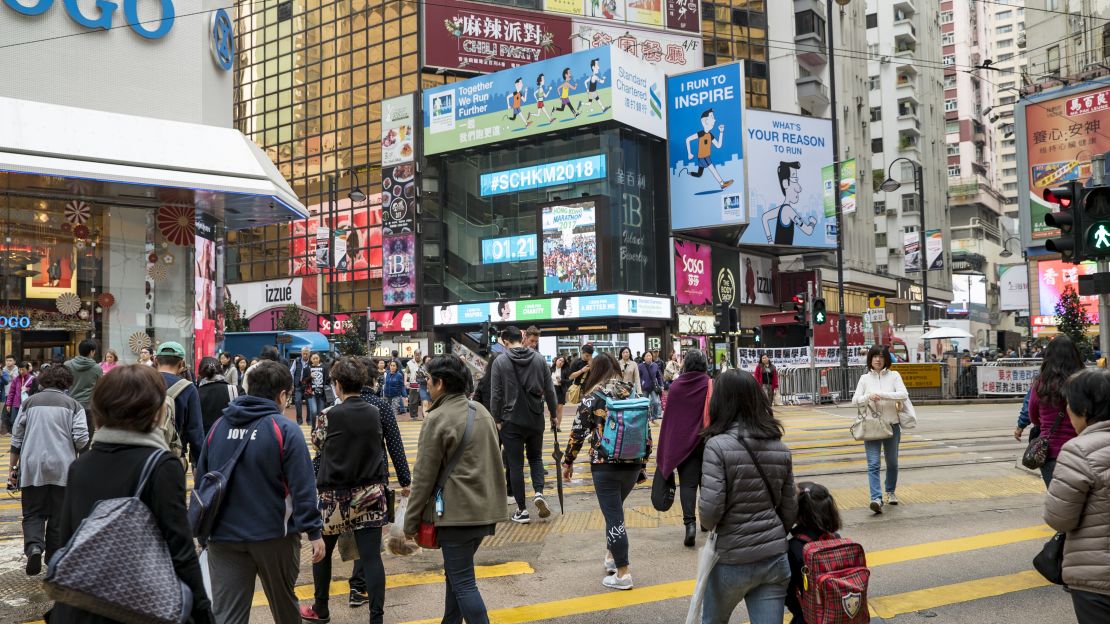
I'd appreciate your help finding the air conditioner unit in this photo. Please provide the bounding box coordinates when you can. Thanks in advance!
[889,247,902,255]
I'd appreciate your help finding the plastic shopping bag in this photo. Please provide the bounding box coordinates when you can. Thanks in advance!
[684,531,718,624]
[385,496,421,556]
[198,548,213,601]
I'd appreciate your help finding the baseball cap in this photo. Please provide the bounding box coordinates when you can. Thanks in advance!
[155,341,186,359]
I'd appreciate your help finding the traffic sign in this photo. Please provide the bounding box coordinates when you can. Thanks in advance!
[867,308,887,323]
[868,295,885,309]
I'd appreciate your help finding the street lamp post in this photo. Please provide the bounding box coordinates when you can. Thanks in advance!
[881,158,929,331]
[827,0,852,381]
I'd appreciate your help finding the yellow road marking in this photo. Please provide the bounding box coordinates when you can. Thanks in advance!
[399,525,1054,624]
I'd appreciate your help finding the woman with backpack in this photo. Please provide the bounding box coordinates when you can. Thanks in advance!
[49,364,214,623]
[699,369,797,624]
[300,357,392,624]
[562,352,652,591]
[657,349,712,548]
[1029,335,1085,487]
[785,483,844,624]
[196,357,238,435]
[1045,367,1110,623]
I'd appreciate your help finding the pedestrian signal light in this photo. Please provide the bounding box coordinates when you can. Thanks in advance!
[1044,181,1082,263]
[813,298,827,325]
[753,327,762,344]
[792,294,807,325]
[1083,186,1110,259]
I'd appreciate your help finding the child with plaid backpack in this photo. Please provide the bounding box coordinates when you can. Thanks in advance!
[787,482,870,624]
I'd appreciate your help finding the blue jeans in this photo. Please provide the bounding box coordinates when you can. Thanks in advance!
[864,423,901,501]
[648,390,662,420]
[702,552,790,624]
[439,534,489,624]
[293,387,305,424]
[305,396,320,429]
[1040,458,1057,488]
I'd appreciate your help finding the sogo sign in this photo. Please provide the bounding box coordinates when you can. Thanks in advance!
[4,0,176,39]
[0,315,32,329]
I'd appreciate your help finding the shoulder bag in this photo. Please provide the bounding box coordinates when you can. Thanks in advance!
[1023,410,1064,470]
[736,434,783,522]
[851,402,893,442]
[46,450,194,624]
[415,402,477,550]
[1033,531,1066,585]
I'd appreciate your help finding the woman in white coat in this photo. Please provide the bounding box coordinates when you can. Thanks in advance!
[851,345,909,514]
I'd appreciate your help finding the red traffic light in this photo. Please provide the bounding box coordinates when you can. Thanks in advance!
[1045,184,1077,209]
[792,294,805,304]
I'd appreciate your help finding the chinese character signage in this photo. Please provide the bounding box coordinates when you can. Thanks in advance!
[479,155,607,196]
[544,0,700,34]
[423,46,665,155]
[423,1,571,74]
[977,366,1040,396]
[1037,258,1099,322]
[1019,84,1110,242]
[667,62,746,232]
[570,20,702,76]
[674,240,711,305]
[381,94,415,167]
[383,234,417,306]
[740,109,835,248]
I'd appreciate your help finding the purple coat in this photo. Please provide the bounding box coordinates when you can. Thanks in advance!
[657,372,711,476]
[1029,386,1079,460]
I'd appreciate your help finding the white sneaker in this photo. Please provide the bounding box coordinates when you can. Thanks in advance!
[869,499,884,514]
[604,557,617,575]
[602,573,633,590]
[511,509,531,524]
[534,494,551,519]
[886,492,899,505]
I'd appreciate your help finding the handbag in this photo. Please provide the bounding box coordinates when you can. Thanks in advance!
[851,403,894,442]
[701,378,714,429]
[415,401,477,550]
[1023,410,1064,470]
[1033,531,1066,585]
[684,530,719,624]
[651,470,676,512]
[897,397,918,430]
[45,450,194,624]
[566,382,582,406]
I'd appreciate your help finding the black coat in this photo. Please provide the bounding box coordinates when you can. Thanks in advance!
[48,443,213,624]
[197,379,235,436]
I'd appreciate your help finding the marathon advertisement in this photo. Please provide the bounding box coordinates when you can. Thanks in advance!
[422,1,571,74]
[541,199,599,294]
[1017,82,1110,244]
[432,293,672,326]
[739,109,834,249]
[667,62,746,234]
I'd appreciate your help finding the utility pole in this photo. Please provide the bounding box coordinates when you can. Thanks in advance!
[1093,154,1110,359]
[826,0,849,387]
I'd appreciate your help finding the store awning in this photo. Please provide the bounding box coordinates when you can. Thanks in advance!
[0,96,306,229]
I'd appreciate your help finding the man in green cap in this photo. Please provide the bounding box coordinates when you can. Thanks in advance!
[155,341,204,466]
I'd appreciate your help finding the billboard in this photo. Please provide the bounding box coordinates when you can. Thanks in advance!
[382,162,416,235]
[1018,82,1110,243]
[998,265,1030,312]
[674,239,711,305]
[544,0,700,33]
[903,230,944,273]
[481,234,538,264]
[290,196,383,282]
[541,199,598,293]
[432,293,672,325]
[383,234,417,306]
[381,94,415,168]
[422,1,571,74]
[479,155,606,196]
[739,253,775,306]
[1037,259,1099,322]
[570,19,702,76]
[740,109,834,248]
[667,62,746,232]
[423,46,665,155]
[822,158,857,216]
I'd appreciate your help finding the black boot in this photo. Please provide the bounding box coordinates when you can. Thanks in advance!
[684,522,696,547]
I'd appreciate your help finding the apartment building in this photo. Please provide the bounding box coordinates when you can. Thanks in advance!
[986,0,1026,216]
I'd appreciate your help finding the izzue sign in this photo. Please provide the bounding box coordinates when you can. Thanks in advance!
[480,155,606,197]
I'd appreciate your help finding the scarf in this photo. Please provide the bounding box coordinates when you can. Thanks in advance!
[93,426,169,450]
[656,372,710,476]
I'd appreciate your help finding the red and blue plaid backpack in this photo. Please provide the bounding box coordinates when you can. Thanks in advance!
[796,534,871,624]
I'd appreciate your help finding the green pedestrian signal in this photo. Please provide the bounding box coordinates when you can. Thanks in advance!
[813,298,827,325]
[1087,221,1110,257]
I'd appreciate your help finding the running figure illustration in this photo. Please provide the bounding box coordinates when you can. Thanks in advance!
[684,109,733,190]
[528,73,553,125]
[553,67,580,119]
[506,77,531,129]
[580,58,610,115]
[761,161,816,245]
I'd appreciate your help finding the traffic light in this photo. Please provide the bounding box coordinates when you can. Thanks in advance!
[479,320,495,357]
[1082,184,1110,259]
[1044,181,1083,263]
[728,308,739,332]
[813,298,827,325]
[792,294,807,325]
[753,327,762,344]
[716,301,729,333]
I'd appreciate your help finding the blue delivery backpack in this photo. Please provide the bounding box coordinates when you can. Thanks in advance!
[598,395,651,461]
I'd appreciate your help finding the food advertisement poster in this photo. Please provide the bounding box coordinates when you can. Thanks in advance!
[423,46,665,155]
[1019,83,1110,241]
[1037,259,1099,322]
[423,1,571,74]
[381,163,417,235]
[674,239,711,305]
[541,200,598,294]
[381,94,415,167]
[383,234,417,306]
[666,62,746,232]
[740,109,834,248]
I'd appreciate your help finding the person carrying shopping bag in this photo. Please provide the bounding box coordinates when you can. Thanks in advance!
[851,346,909,514]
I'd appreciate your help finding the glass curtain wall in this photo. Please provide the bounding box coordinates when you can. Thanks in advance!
[701,0,770,109]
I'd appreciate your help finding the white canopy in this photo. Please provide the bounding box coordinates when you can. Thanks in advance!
[920,326,974,340]
[0,96,305,229]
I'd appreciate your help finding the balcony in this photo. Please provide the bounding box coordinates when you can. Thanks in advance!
[894,42,916,57]
[893,0,916,15]
[898,116,922,136]
[896,78,919,103]
[795,31,828,67]
[796,75,830,112]
[893,20,917,47]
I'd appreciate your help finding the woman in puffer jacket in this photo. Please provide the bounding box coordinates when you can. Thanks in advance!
[1045,367,1110,623]
[698,369,797,624]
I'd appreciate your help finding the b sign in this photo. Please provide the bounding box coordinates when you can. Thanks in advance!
[3,0,177,39]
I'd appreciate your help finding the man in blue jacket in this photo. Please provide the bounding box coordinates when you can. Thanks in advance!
[197,360,324,624]
[154,342,204,465]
